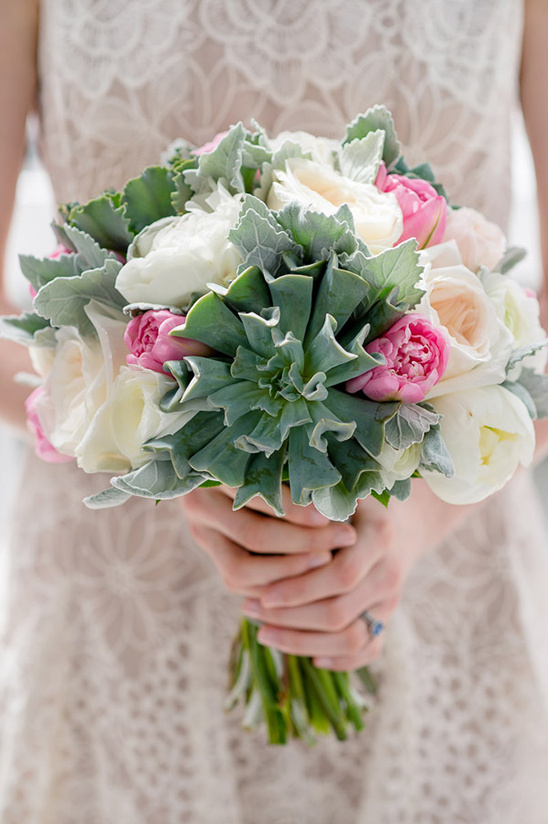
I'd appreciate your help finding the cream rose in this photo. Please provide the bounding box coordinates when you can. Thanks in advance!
[266,157,403,253]
[75,367,192,473]
[422,385,535,504]
[418,244,513,398]
[116,187,244,308]
[33,301,128,457]
[483,271,548,374]
[442,206,506,272]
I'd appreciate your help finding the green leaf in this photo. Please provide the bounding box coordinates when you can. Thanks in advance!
[122,166,177,234]
[228,196,302,278]
[0,312,52,346]
[19,250,81,291]
[344,106,401,169]
[233,448,287,516]
[209,381,268,426]
[185,122,249,195]
[511,368,548,418]
[494,246,527,275]
[268,274,314,341]
[506,342,548,379]
[181,357,233,402]
[63,192,133,253]
[111,459,206,499]
[341,240,425,315]
[189,410,261,485]
[275,202,359,263]
[173,291,247,355]
[222,266,272,315]
[327,435,380,491]
[305,256,369,344]
[148,411,225,478]
[306,314,355,376]
[337,130,385,184]
[33,258,126,336]
[388,479,412,501]
[83,487,132,509]
[419,423,455,477]
[62,224,119,270]
[324,388,397,457]
[288,427,341,506]
[384,403,440,450]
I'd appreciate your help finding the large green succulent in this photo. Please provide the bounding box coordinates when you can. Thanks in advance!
[135,198,427,521]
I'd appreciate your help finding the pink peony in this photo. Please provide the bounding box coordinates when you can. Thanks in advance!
[375,163,447,249]
[25,386,74,463]
[124,310,211,373]
[194,131,230,156]
[346,313,450,403]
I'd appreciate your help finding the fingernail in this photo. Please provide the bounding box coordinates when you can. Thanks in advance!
[241,599,261,619]
[336,527,357,547]
[257,627,278,646]
[309,552,331,569]
[314,658,335,669]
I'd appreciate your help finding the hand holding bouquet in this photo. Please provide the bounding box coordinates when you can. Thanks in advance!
[4,106,547,743]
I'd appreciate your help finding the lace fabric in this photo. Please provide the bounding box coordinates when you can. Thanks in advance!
[1,1,547,822]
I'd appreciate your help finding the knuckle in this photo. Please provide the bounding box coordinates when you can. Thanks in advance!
[336,555,362,593]
[346,622,367,654]
[325,599,350,633]
[382,561,403,596]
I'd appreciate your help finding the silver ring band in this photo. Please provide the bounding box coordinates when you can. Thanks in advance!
[360,610,384,638]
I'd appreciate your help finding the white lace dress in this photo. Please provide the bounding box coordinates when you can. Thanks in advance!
[1,1,548,822]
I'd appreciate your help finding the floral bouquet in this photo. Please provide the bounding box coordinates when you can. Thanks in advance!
[3,106,548,744]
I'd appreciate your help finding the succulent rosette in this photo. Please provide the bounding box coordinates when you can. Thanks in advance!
[2,105,548,745]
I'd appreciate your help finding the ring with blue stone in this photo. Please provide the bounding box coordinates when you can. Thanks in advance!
[360,610,384,639]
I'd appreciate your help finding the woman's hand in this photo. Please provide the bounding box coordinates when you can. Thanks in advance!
[239,482,477,671]
[180,485,357,598]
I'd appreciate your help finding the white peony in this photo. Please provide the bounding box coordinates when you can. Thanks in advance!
[418,243,514,398]
[115,187,244,308]
[266,157,403,253]
[75,366,192,473]
[483,271,548,374]
[422,385,535,504]
[442,206,506,272]
[34,301,128,457]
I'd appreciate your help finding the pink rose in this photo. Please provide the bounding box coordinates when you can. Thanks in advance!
[194,131,230,156]
[25,386,74,463]
[124,310,211,373]
[346,313,450,403]
[375,163,447,249]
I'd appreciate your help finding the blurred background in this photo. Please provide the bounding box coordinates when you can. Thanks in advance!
[1,114,547,579]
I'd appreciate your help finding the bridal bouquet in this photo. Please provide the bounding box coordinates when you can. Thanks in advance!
[4,106,548,744]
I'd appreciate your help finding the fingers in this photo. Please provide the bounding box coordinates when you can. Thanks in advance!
[183,487,356,555]
[219,484,331,527]
[191,522,332,594]
[258,539,388,608]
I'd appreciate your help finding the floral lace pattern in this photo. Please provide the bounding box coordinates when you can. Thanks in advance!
[2,1,548,822]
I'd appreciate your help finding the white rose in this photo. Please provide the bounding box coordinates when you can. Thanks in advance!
[75,367,192,473]
[116,187,244,307]
[422,385,535,504]
[483,271,548,374]
[442,206,506,272]
[417,250,514,398]
[266,157,403,253]
[34,301,128,456]
[377,442,421,489]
